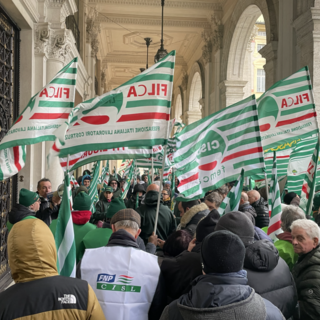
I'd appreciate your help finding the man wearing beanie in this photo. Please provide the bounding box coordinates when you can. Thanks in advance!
[91,186,114,223]
[80,209,166,320]
[160,230,284,320]
[50,192,96,263]
[7,188,40,231]
[215,211,297,319]
[126,183,146,209]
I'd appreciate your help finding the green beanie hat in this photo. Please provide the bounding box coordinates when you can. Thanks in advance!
[106,197,126,219]
[19,188,39,207]
[73,192,92,211]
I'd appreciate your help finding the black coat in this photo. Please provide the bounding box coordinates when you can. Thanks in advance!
[251,197,269,228]
[161,250,202,300]
[8,203,35,225]
[160,273,285,320]
[245,240,297,319]
[35,197,59,226]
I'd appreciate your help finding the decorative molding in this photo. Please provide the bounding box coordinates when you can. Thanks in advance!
[181,73,188,91]
[210,12,223,52]
[201,30,213,64]
[88,0,221,11]
[97,15,210,29]
[34,23,74,62]
[86,5,101,55]
[247,25,258,51]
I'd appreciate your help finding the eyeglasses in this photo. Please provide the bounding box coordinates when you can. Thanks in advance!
[111,182,117,185]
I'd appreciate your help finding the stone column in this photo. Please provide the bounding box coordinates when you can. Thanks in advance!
[259,41,278,90]
[293,5,320,123]
[180,73,188,124]
[219,80,247,108]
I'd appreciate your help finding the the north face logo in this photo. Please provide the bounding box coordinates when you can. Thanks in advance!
[58,294,77,304]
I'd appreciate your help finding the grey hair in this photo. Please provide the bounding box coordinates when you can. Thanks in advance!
[205,191,223,207]
[114,220,139,232]
[281,205,306,232]
[291,219,320,240]
[217,185,229,196]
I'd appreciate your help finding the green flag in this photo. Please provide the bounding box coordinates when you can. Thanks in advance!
[89,161,101,213]
[54,172,76,277]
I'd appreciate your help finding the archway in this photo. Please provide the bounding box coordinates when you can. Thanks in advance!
[187,72,202,124]
[175,94,182,123]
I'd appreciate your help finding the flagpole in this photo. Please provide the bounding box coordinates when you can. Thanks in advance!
[264,171,269,201]
[151,148,154,182]
[154,144,168,234]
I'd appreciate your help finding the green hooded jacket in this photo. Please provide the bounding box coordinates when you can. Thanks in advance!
[274,234,298,271]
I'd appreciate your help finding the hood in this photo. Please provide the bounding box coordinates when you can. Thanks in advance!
[8,219,58,283]
[178,272,252,309]
[9,203,35,224]
[144,190,160,206]
[181,203,209,228]
[108,178,120,189]
[276,231,293,243]
[244,239,279,272]
[71,210,92,225]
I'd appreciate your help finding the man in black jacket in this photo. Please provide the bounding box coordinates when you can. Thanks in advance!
[160,231,285,320]
[247,190,269,228]
[215,212,297,319]
[36,178,60,226]
[177,200,209,236]
[80,209,166,320]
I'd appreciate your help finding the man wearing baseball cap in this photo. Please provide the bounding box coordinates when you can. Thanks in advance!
[91,186,114,223]
[7,188,40,231]
[160,231,285,320]
[80,208,166,320]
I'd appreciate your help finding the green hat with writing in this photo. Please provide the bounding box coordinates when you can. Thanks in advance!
[19,188,39,208]
[103,186,114,193]
[106,197,126,219]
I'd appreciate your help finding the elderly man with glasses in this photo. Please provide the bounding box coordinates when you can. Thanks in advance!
[108,178,122,198]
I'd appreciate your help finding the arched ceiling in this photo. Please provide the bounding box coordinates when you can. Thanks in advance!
[88,0,222,89]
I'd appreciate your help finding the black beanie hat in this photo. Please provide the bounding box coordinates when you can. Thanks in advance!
[215,211,255,247]
[196,209,220,242]
[201,230,245,274]
[283,192,297,205]
[133,183,146,194]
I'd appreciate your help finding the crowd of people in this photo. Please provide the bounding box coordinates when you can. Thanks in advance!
[1,170,320,320]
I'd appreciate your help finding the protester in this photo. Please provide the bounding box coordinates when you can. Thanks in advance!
[0,219,105,320]
[204,191,223,211]
[247,190,269,228]
[176,200,209,236]
[283,192,301,207]
[136,183,176,244]
[7,188,40,231]
[275,205,306,270]
[216,184,229,199]
[291,219,320,319]
[92,186,114,223]
[164,181,171,191]
[160,230,285,320]
[160,210,220,300]
[36,178,60,226]
[126,183,146,209]
[160,230,192,259]
[161,189,171,208]
[108,178,121,198]
[82,174,91,188]
[239,191,257,223]
[50,192,96,263]
[79,209,166,320]
[215,212,297,319]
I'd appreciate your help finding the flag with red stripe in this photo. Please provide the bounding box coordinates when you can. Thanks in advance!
[267,152,283,241]
[257,66,318,152]
[0,58,78,151]
[0,146,26,180]
[300,139,320,215]
[174,95,265,200]
[49,51,175,161]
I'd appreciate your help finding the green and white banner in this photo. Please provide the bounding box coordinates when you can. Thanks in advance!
[218,169,244,216]
[50,51,176,160]
[301,139,320,215]
[55,172,76,277]
[0,58,78,150]
[267,152,282,241]
[89,161,101,213]
[0,146,26,181]
[121,160,135,199]
[257,66,318,152]
[174,95,265,200]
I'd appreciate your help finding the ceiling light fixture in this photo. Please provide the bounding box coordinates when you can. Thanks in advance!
[154,0,168,63]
